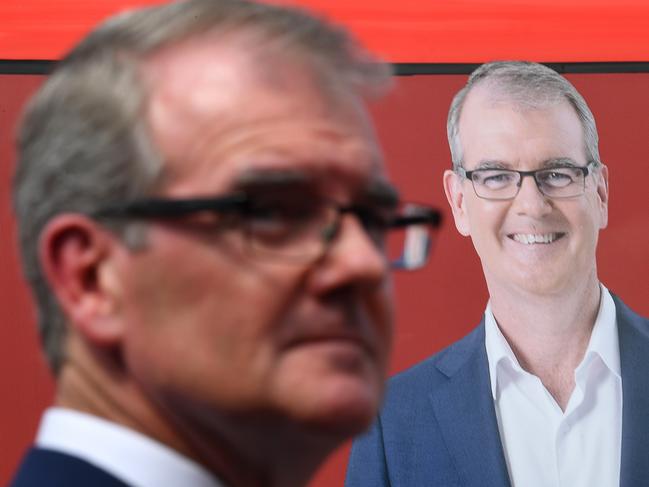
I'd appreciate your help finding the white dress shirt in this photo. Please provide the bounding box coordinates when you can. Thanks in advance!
[36,407,227,487]
[484,285,622,487]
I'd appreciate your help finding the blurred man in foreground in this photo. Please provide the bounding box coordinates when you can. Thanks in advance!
[10,1,441,486]
[347,61,649,486]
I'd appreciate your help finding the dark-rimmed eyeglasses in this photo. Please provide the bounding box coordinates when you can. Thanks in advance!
[93,192,442,270]
[456,162,597,200]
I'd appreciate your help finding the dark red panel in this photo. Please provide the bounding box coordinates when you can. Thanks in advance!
[1,72,647,487]
[0,74,54,484]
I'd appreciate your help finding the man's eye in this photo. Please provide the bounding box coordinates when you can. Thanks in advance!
[245,203,316,241]
[476,171,515,188]
[540,169,576,188]
[248,205,305,227]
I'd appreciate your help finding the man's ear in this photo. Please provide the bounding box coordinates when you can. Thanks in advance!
[443,169,471,237]
[595,163,609,229]
[39,215,125,346]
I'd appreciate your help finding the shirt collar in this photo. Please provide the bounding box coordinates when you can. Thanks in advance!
[36,407,227,487]
[580,284,621,379]
[484,284,620,400]
[484,301,520,400]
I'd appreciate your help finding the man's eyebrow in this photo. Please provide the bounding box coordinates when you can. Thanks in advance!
[473,158,581,170]
[232,169,399,205]
[542,157,579,167]
[233,169,312,189]
[475,160,509,170]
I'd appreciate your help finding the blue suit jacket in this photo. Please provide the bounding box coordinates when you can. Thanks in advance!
[346,295,649,487]
[10,448,130,487]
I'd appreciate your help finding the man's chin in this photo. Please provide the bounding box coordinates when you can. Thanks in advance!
[287,375,384,438]
[269,344,386,435]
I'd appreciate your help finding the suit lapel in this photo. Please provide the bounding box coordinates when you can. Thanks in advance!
[429,323,512,487]
[616,296,649,487]
[10,448,131,486]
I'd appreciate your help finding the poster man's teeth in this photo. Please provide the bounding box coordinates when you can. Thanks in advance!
[512,233,560,245]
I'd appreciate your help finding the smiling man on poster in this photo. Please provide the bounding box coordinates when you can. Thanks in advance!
[346,61,649,487]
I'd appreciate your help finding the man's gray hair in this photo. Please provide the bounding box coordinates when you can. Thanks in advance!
[447,61,600,170]
[13,0,391,374]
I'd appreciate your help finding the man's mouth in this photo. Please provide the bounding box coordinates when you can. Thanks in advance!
[286,333,374,355]
[508,232,565,245]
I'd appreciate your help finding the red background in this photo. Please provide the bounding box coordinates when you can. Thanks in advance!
[2,1,649,486]
[2,0,649,62]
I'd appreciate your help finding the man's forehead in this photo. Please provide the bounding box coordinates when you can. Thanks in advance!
[458,84,583,140]
[141,33,371,134]
[461,83,574,120]
[141,31,338,120]
[140,36,382,191]
[457,83,588,165]
[141,33,257,118]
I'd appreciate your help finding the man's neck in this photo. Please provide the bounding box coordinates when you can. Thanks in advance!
[488,278,602,410]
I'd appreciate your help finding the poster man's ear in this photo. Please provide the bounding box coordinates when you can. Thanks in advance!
[595,163,609,230]
[443,169,471,237]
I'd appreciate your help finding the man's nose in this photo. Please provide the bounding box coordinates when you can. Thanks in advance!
[511,174,553,217]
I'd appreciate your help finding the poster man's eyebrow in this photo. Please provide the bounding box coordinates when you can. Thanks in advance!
[542,157,579,167]
[475,159,509,169]
[472,158,582,170]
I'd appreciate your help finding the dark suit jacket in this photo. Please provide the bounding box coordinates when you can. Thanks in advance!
[346,295,649,487]
[10,448,131,487]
